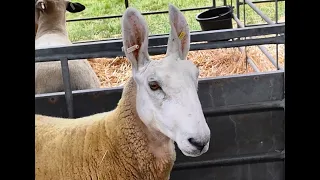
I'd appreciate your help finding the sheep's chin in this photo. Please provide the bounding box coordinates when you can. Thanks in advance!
[181,150,202,157]
[177,142,209,157]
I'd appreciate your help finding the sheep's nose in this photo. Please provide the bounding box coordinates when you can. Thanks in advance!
[188,138,206,151]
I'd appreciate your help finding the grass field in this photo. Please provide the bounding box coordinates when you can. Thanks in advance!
[66,0,285,42]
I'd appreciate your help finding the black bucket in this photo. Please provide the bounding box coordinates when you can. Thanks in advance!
[196,6,234,41]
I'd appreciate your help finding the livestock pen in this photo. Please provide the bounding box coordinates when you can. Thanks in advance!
[35,0,285,179]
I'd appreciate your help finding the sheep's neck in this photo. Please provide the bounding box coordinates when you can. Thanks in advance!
[36,11,68,40]
[113,77,176,179]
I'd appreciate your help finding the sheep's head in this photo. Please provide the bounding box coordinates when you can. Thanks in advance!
[35,0,85,26]
[35,0,85,13]
[121,5,211,157]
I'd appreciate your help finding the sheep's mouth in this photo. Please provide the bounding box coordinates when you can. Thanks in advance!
[179,143,209,157]
[180,149,203,157]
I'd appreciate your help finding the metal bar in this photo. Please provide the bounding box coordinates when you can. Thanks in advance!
[246,57,260,72]
[245,22,284,27]
[36,36,284,62]
[275,0,279,70]
[124,0,129,8]
[40,24,285,48]
[203,100,284,116]
[239,47,260,72]
[242,0,247,70]
[238,0,285,5]
[147,38,284,57]
[243,0,246,27]
[71,32,186,45]
[60,58,74,118]
[223,0,227,6]
[275,0,279,23]
[66,6,213,22]
[236,0,240,28]
[259,45,283,70]
[276,43,279,69]
[35,24,285,61]
[233,14,284,70]
[173,151,285,170]
[212,0,216,8]
[245,0,275,24]
[233,13,244,28]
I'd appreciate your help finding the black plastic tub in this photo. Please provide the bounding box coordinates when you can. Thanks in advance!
[196,6,234,41]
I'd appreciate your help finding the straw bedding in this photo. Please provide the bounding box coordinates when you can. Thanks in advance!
[88,44,284,88]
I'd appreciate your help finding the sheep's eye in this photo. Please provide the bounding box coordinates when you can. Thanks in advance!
[149,81,161,91]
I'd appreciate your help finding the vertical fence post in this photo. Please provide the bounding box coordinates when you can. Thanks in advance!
[212,0,216,7]
[236,0,240,28]
[60,58,74,118]
[243,0,246,27]
[275,0,279,70]
[125,0,129,8]
[275,0,279,23]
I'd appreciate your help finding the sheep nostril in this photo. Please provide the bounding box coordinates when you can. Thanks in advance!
[188,138,205,151]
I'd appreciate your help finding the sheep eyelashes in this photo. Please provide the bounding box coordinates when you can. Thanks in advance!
[36,4,211,180]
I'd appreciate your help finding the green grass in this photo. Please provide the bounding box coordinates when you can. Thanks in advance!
[66,0,285,42]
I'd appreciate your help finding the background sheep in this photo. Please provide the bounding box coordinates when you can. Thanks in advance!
[36,4,211,180]
[35,0,100,94]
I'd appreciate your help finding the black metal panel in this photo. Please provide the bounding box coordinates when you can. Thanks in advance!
[170,161,284,180]
[35,87,122,118]
[198,71,284,109]
[173,151,284,170]
[35,71,284,118]
[35,94,68,117]
[203,100,283,117]
[175,110,284,163]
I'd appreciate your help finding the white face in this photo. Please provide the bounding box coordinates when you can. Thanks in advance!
[121,5,211,157]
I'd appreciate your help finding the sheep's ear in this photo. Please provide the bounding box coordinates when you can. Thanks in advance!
[166,4,190,60]
[121,7,150,72]
[35,0,46,11]
[35,0,44,27]
[35,23,38,36]
[35,9,40,30]
[66,2,86,13]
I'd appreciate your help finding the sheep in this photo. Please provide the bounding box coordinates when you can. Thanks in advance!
[36,5,211,180]
[35,0,100,94]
